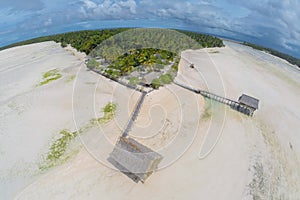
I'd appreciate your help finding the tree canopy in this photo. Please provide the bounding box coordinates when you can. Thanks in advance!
[243,42,300,67]
[0,28,224,56]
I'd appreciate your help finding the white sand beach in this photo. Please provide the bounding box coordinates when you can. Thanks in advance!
[0,41,299,199]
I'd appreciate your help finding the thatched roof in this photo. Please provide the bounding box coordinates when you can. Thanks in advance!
[108,137,163,183]
[238,94,259,109]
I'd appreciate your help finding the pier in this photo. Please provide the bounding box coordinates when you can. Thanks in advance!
[122,91,147,137]
[174,81,257,116]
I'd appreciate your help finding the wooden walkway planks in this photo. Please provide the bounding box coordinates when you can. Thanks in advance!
[174,81,254,116]
[122,91,147,137]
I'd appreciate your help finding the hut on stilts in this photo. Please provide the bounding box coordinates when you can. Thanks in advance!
[237,94,259,116]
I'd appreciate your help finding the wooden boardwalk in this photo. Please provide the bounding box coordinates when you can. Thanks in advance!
[122,91,147,137]
[174,81,254,116]
[91,68,145,93]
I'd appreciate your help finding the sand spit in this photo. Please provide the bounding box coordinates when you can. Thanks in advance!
[0,41,299,199]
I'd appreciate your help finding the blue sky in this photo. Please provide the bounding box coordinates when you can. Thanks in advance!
[0,0,299,58]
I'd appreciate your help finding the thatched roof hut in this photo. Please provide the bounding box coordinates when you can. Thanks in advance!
[108,137,163,183]
[238,94,259,110]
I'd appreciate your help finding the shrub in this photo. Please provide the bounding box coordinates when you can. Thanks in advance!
[61,41,67,48]
[151,78,161,89]
[159,73,173,84]
[129,76,140,86]
[87,58,99,69]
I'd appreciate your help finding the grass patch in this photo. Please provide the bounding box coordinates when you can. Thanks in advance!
[87,102,117,126]
[39,130,78,170]
[39,103,117,170]
[97,102,117,124]
[39,69,62,86]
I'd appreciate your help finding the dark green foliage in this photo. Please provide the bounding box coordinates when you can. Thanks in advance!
[0,28,224,56]
[107,48,176,76]
[61,41,67,48]
[92,29,223,62]
[176,30,224,48]
[0,28,129,54]
[243,42,300,67]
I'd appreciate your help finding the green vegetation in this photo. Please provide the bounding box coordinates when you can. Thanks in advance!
[61,41,67,48]
[0,29,128,54]
[40,102,117,170]
[0,28,224,56]
[0,28,226,89]
[87,102,117,130]
[91,102,117,125]
[243,42,300,67]
[159,73,173,84]
[98,102,117,124]
[150,73,174,89]
[151,78,162,89]
[105,69,120,79]
[3,27,298,69]
[177,30,224,48]
[105,48,176,76]
[40,130,78,170]
[92,29,223,62]
[171,58,180,72]
[47,130,78,161]
[86,58,99,70]
[38,69,62,86]
[129,76,140,86]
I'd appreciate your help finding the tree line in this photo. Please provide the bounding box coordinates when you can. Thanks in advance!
[0,28,224,55]
[0,28,129,54]
[243,42,300,67]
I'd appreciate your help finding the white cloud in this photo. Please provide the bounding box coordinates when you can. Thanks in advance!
[1,0,300,57]
[44,18,53,26]
[81,0,97,9]
[225,0,300,47]
[79,0,137,20]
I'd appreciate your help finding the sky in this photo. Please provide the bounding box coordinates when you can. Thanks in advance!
[0,0,299,58]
